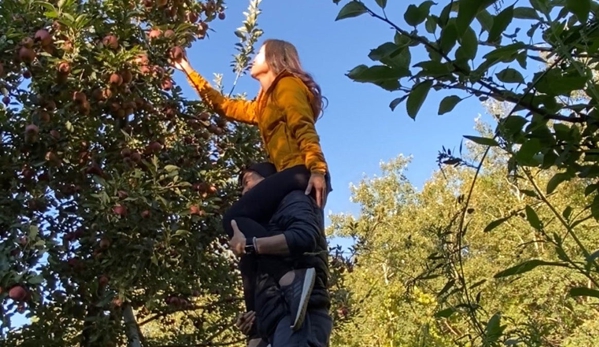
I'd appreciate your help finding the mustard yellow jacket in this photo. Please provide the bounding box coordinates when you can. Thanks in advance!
[185,70,328,174]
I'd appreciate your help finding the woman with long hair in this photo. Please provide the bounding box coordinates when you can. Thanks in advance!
[173,39,331,332]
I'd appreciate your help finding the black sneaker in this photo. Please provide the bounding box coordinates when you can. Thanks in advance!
[281,268,316,331]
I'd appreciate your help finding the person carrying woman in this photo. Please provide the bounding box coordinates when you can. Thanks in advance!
[172,39,331,331]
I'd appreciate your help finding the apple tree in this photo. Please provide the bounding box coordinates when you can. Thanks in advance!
[0,0,264,345]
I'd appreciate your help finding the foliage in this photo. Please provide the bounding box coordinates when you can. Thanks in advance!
[328,146,599,346]
[0,0,265,346]
[333,0,599,345]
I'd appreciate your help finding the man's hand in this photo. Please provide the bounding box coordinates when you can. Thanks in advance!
[305,172,327,208]
[235,310,256,335]
[229,220,246,257]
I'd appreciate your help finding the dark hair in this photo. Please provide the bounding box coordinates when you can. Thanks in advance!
[237,162,277,187]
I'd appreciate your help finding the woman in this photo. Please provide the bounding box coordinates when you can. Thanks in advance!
[173,39,331,331]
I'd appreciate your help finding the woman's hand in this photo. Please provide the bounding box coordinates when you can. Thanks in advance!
[229,220,247,257]
[305,172,327,208]
[171,54,191,72]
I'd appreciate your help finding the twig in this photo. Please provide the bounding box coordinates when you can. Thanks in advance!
[138,297,243,326]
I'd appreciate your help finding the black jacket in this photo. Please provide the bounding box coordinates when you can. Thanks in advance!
[254,190,330,339]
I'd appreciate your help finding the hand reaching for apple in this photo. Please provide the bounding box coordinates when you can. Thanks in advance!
[169,47,190,72]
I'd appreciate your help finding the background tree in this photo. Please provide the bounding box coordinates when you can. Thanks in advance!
[0,0,264,346]
[328,115,599,346]
[331,0,599,345]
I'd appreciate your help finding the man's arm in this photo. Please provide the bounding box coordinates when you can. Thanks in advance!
[255,192,322,257]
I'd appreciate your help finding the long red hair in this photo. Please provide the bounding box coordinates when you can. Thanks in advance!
[262,39,327,118]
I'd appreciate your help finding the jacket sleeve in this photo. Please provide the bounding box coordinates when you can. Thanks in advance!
[278,192,323,257]
[274,77,328,174]
[185,69,258,125]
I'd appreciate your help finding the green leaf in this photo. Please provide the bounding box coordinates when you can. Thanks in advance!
[404,5,423,26]
[368,43,411,69]
[546,172,572,194]
[414,61,453,77]
[562,206,573,220]
[456,0,495,35]
[439,22,458,53]
[496,68,524,84]
[525,205,542,230]
[439,3,451,27]
[513,7,540,19]
[584,184,597,196]
[515,138,542,166]
[346,65,410,84]
[483,215,512,232]
[164,165,179,173]
[29,225,39,239]
[418,1,436,18]
[425,16,437,33]
[591,195,599,221]
[335,1,368,20]
[569,287,599,299]
[469,279,487,289]
[459,27,478,60]
[28,274,44,285]
[476,9,494,33]
[485,313,503,342]
[404,1,435,27]
[586,249,599,262]
[368,42,399,61]
[463,135,499,146]
[488,5,514,43]
[434,307,456,318]
[389,95,408,111]
[494,259,565,278]
[438,279,455,297]
[406,80,433,119]
[438,95,462,115]
[535,69,587,96]
[530,0,549,15]
[566,0,590,24]
[375,0,387,9]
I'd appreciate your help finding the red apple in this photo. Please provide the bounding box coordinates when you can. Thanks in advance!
[9,285,29,302]
[112,205,127,216]
[99,238,111,249]
[34,29,52,47]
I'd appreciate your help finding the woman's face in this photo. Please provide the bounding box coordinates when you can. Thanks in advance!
[250,45,269,78]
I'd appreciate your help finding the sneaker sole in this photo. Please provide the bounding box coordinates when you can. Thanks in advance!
[290,268,315,331]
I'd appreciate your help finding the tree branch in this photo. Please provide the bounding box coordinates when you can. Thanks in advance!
[138,296,243,326]
[152,337,246,347]
[365,8,581,123]
[438,82,588,123]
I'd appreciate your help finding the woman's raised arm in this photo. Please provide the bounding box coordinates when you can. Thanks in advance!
[175,58,258,125]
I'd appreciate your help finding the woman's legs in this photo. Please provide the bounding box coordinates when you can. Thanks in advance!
[222,165,310,239]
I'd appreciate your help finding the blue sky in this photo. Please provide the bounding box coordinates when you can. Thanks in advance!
[174,0,489,232]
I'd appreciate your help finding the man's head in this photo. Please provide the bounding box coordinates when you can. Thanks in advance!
[238,162,277,195]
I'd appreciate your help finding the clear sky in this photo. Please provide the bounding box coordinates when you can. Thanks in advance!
[174,0,489,236]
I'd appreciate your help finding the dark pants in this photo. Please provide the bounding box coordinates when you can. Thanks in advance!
[223,165,312,239]
[269,308,333,347]
[227,165,332,338]
[228,164,313,318]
